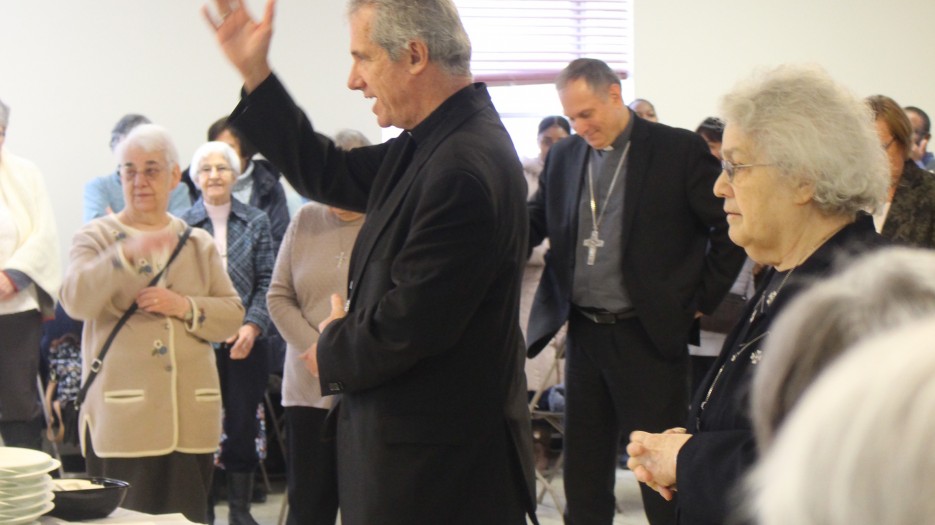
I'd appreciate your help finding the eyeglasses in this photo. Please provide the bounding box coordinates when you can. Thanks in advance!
[721,159,773,182]
[882,137,896,150]
[120,164,164,182]
[198,165,232,175]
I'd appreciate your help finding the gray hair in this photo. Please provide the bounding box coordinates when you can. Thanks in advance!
[347,0,472,78]
[751,246,935,448]
[748,314,935,525]
[110,113,151,151]
[334,129,372,151]
[189,141,242,190]
[555,58,621,94]
[720,64,888,216]
[114,123,179,170]
[0,98,9,129]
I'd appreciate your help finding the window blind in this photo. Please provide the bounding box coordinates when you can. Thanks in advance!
[455,0,632,85]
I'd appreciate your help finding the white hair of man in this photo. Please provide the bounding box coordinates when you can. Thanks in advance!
[721,64,888,216]
[114,123,180,170]
[347,0,472,78]
[189,141,242,190]
[748,314,935,525]
[751,246,935,448]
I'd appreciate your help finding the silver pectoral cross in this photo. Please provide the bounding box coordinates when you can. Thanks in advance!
[335,251,347,268]
[583,229,604,266]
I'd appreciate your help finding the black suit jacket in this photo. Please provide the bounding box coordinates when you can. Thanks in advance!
[231,75,535,524]
[527,116,745,359]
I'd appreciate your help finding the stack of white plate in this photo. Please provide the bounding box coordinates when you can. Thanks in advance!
[0,447,60,525]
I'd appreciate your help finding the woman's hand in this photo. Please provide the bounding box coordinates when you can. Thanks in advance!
[298,294,347,378]
[225,323,261,359]
[203,0,276,92]
[0,272,16,302]
[136,287,190,320]
[298,343,318,378]
[120,230,178,264]
[626,428,692,501]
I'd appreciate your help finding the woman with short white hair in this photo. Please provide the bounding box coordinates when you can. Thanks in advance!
[626,64,890,525]
[61,125,243,523]
[181,140,275,525]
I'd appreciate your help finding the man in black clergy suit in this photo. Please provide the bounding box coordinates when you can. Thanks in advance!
[527,59,745,525]
[205,0,537,524]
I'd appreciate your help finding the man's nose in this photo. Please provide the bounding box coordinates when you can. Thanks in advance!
[347,66,364,90]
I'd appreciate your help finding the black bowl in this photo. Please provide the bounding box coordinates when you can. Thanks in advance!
[48,477,130,521]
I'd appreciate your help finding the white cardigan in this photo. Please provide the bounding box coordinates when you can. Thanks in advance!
[0,148,61,317]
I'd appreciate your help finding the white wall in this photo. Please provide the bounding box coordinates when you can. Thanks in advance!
[3,0,935,267]
[632,0,935,131]
[0,0,378,265]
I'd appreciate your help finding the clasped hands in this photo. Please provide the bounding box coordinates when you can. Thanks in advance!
[626,427,692,501]
[299,293,346,378]
[122,231,191,321]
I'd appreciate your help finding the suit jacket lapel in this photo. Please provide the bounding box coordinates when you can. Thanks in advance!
[622,117,651,249]
[563,140,589,265]
[345,99,480,310]
[346,133,415,308]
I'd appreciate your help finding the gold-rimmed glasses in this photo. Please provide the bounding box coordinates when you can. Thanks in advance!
[721,159,774,183]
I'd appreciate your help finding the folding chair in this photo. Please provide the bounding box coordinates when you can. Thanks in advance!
[527,328,566,512]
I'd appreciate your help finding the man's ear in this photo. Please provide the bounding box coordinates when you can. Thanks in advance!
[607,83,623,105]
[407,39,430,74]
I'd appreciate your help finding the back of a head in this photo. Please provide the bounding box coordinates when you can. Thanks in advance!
[208,116,259,160]
[695,117,725,143]
[110,113,151,150]
[115,123,179,169]
[347,0,472,78]
[905,105,931,137]
[752,246,935,447]
[720,64,888,217]
[749,314,935,525]
[868,94,913,159]
[334,129,372,151]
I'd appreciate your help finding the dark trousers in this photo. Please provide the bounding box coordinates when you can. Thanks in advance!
[563,312,689,525]
[216,339,269,473]
[86,432,214,524]
[285,406,338,525]
[0,310,42,422]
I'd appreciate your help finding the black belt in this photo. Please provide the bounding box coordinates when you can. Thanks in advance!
[573,306,636,324]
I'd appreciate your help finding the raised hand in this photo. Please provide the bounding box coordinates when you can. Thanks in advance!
[202,0,277,92]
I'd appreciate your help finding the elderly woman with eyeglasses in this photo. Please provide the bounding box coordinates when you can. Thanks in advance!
[625,65,890,525]
[180,141,274,525]
[60,125,243,523]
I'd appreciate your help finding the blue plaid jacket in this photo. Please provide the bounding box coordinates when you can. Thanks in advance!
[181,198,274,333]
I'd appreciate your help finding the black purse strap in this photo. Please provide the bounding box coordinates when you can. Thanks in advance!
[76,226,193,406]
